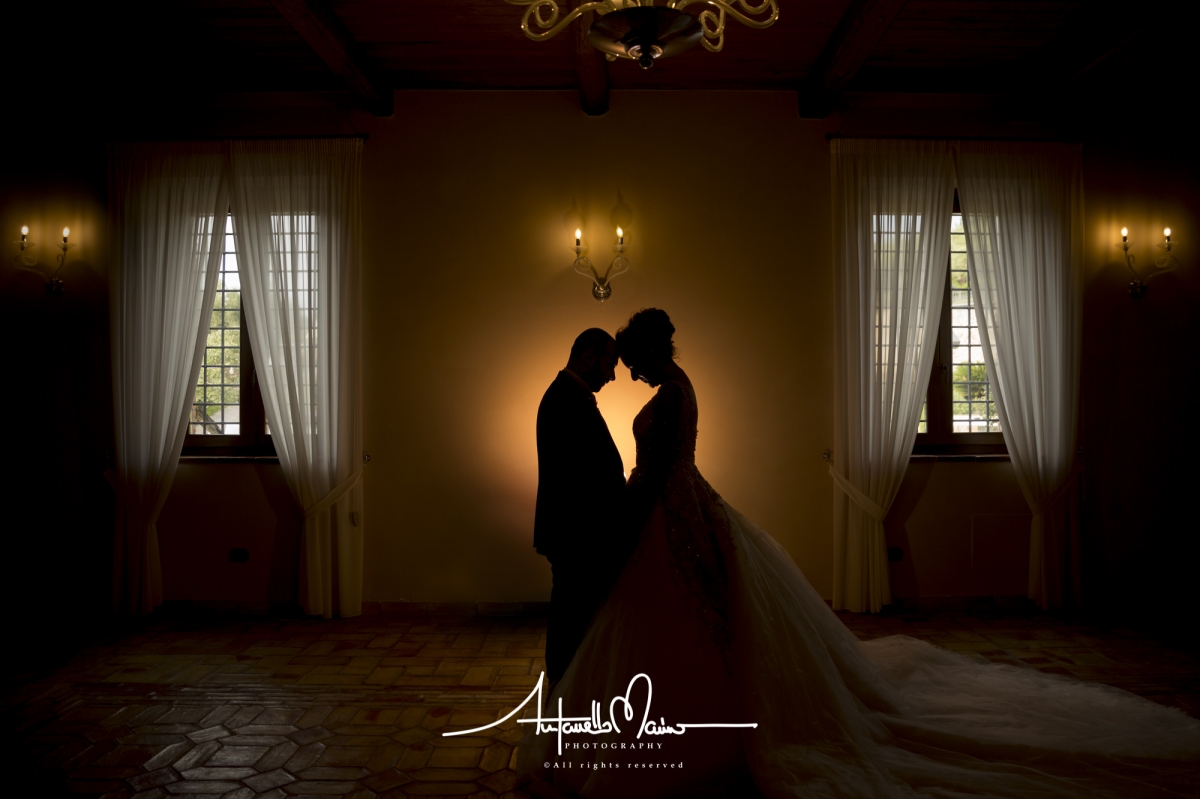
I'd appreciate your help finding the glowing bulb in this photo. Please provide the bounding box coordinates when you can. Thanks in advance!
[617,227,623,237]
[20,225,29,236]
[574,228,581,243]
[62,227,70,240]
[1120,227,1128,238]
[1164,227,1171,237]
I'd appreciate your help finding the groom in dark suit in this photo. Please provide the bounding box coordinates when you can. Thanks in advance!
[535,328,627,686]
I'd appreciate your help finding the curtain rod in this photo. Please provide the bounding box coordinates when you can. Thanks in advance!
[107,133,369,142]
[825,133,1078,143]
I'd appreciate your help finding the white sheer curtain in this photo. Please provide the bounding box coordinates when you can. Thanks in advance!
[830,140,956,612]
[229,139,364,618]
[108,142,228,614]
[955,142,1084,610]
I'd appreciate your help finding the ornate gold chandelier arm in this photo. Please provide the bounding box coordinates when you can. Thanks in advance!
[671,0,777,27]
[670,0,778,52]
[504,0,776,50]
[505,0,618,41]
[698,7,724,51]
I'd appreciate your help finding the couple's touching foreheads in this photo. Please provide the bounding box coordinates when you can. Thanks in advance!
[521,309,1200,798]
[533,308,684,688]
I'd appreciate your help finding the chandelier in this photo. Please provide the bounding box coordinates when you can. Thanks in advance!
[505,0,779,68]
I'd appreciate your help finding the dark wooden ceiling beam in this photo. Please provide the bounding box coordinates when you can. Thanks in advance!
[1003,1,1151,102]
[997,0,1159,125]
[797,0,907,119]
[573,3,609,115]
[270,0,393,116]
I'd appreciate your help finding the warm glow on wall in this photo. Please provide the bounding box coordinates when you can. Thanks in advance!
[358,92,838,604]
[1119,223,1177,298]
[471,317,642,489]
[569,195,633,302]
[13,222,75,294]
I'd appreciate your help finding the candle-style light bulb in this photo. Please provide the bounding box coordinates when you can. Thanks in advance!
[617,226,624,245]
[1164,227,1171,238]
[1120,227,1128,240]
[20,225,29,237]
[62,227,70,242]
[574,228,581,246]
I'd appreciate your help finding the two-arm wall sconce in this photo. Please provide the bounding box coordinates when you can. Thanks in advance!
[1121,226,1176,298]
[572,226,629,302]
[15,225,74,294]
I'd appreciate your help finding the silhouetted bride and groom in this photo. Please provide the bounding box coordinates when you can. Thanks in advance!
[527,308,1199,798]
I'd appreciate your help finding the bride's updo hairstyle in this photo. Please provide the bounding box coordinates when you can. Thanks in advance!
[616,308,677,366]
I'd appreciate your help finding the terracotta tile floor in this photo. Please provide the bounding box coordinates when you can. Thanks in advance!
[3,608,1197,799]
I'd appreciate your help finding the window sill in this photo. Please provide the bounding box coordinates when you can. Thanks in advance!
[909,453,1010,462]
[179,455,280,465]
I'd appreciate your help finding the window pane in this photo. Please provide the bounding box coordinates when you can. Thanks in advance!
[267,211,317,444]
[873,211,930,437]
[191,214,242,436]
[949,213,1000,433]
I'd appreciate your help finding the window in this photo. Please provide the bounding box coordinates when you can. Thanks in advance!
[947,214,999,433]
[182,214,274,457]
[914,207,1006,454]
[872,211,926,424]
[269,212,319,436]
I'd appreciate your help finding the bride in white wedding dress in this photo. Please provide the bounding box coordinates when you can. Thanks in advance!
[520,309,1200,798]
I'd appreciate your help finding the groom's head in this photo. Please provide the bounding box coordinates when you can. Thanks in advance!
[566,328,617,393]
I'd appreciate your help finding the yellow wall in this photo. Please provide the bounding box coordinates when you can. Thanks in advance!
[9,92,1115,612]
[159,463,301,604]
[0,142,114,625]
[357,92,839,601]
[151,91,1041,606]
[887,460,1029,600]
[1079,140,1198,614]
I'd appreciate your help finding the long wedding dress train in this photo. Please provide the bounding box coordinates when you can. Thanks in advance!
[521,380,1200,798]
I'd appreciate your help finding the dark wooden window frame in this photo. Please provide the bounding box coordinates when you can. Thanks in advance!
[181,231,275,459]
[913,194,1007,456]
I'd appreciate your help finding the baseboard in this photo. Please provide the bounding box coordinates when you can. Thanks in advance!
[886,595,1038,612]
[159,599,304,617]
[822,596,1038,613]
[360,601,551,617]
[158,599,552,618]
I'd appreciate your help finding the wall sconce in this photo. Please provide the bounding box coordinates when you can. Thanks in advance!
[1121,226,1176,298]
[572,226,629,302]
[14,225,74,294]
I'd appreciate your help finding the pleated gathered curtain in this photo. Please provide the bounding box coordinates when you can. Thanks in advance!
[108,142,229,614]
[229,139,364,618]
[955,142,1084,611]
[830,140,956,612]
